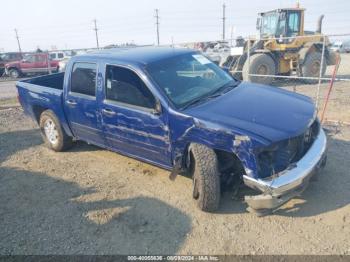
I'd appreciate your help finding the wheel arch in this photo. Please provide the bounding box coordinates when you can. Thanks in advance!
[7,67,22,75]
[175,141,249,179]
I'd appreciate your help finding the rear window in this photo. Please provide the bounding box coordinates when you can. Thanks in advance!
[70,62,97,97]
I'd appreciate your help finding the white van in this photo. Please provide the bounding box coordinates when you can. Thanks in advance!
[331,41,350,53]
[49,51,71,61]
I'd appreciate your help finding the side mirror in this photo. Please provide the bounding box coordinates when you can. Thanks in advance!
[256,17,261,30]
[152,101,162,115]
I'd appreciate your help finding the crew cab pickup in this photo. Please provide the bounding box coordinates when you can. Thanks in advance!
[16,47,327,214]
[5,53,59,78]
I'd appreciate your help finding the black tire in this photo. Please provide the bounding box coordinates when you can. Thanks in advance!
[39,110,73,152]
[243,53,276,85]
[301,52,326,84]
[190,144,221,212]
[8,68,20,79]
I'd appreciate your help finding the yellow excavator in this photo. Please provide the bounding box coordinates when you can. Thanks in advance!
[223,6,336,84]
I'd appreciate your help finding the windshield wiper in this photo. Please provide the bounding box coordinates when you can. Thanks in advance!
[181,80,240,110]
[206,80,240,99]
[181,96,209,110]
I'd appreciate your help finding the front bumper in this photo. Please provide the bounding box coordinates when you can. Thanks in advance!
[243,128,327,211]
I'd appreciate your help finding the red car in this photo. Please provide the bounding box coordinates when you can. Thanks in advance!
[5,53,59,78]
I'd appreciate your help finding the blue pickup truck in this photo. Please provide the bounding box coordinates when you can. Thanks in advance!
[16,47,327,215]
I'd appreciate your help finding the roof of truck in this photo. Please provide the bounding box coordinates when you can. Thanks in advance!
[75,46,195,65]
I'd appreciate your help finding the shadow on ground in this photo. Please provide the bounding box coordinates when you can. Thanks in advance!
[1,125,349,255]
[0,166,191,254]
[0,129,191,254]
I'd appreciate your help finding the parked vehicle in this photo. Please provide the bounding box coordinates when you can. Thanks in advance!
[0,52,23,76]
[330,41,350,53]
[16,47,327,215]
[221,6,336,84]
[5,53,59,78]
[49,51,71,61]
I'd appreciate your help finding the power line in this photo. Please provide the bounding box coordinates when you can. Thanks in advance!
[155,9,160,45]
[93,19,100,49]
[14,29,22,54]
[222,3,226,40]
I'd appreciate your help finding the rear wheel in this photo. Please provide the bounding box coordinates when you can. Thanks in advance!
[301,52,326,84]
[8,68,20,79]
[243,53,276,85]
[39,110,73,152]
[190,144,221,212]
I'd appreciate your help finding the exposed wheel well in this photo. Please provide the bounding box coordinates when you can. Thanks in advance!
[214,149,246,176]
[186,144,246,183]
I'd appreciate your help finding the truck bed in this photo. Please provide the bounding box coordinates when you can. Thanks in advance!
[16,72,73,137]
[22,72,65,90]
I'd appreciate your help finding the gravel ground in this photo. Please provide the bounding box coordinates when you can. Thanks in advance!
[0,81,18,100]
[0,105,349,255]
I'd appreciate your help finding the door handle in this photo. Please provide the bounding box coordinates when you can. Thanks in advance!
[102,108,116,116]
[66,99,77,106]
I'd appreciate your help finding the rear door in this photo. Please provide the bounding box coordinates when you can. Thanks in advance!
[101,64,171,167]
[34,54,48,73]
[64,62,105,146]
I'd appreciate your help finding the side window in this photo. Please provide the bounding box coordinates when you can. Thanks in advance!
[25,55,35,63]
[36,55,46,62]
[50,54,56,60]
[105,65,156,109]
[287,12,300,36]
[58,53,64,59]
[71,62,97,97]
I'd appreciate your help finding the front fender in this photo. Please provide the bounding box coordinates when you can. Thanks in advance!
[169,113,260,178]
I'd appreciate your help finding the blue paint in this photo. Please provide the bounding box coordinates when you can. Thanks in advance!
[16,47,316,179]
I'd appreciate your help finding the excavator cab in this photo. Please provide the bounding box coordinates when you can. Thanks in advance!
[257,8,304,39]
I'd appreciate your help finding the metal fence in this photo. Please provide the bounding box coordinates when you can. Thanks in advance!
[179,33,350,124]
[1,34,349,123]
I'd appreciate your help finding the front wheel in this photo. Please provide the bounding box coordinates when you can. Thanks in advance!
[39,110,73,152]
[8,68,20,79]
[242,53,276,85]
[190,144,221,212]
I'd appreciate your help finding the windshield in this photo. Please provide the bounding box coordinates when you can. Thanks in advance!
[261,12,286,37]
[146,53,236,109]
[0,54,9,60]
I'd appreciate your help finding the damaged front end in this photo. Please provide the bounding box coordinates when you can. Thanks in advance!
[242,120,327,215]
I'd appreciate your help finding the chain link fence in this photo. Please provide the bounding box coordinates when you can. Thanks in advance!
[180,33,350,124]
[1,34,349,123]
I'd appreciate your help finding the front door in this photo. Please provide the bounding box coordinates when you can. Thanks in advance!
[101,64,171,167]
[64,62,105,146]
[20,54,36,74]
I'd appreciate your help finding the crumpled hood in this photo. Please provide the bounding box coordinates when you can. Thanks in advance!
[184,82,316,144]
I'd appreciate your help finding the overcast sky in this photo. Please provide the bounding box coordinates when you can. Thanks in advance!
[1,0,350,52]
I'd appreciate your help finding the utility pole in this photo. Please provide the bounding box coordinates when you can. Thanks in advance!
[230,25,234,46]
[155,9,160,45]
[93,19,100,49]
[222,3,226,41]
[14,29,22,54]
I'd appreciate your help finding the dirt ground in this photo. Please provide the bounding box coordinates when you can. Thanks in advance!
[0,99,349,255]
